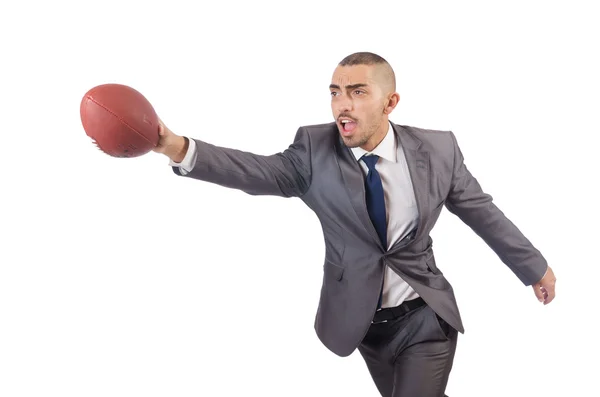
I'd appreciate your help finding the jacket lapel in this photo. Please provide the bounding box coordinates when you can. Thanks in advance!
[388,123,429,254]
[335,135,385,250]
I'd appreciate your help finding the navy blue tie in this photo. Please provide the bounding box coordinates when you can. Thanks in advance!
[361,155,387,309]
[362,155,388,248]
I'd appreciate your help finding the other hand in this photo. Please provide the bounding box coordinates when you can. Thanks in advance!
[533,266,556,305]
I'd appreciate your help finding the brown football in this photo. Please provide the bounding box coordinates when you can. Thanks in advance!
[80,84,159,158]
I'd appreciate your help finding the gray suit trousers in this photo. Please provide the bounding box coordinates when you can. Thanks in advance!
[358,302,458,397]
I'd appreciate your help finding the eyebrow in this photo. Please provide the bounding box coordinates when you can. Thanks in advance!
[329,83,369,90]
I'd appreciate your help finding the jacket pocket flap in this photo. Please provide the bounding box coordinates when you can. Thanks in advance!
[324,259,344,281]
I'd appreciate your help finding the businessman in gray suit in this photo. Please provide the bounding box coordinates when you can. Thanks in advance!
[153,52,556,396]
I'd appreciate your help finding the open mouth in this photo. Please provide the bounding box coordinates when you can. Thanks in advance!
[339,118,357,135]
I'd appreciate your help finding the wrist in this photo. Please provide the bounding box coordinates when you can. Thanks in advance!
[169,136,189,163]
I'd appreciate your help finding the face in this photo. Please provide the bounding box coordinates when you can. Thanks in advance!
[330,64,398,151]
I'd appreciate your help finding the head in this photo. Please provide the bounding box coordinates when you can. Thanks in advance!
[330,52,399,151]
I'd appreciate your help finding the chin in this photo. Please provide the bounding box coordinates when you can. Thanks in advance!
[340,135,361,149]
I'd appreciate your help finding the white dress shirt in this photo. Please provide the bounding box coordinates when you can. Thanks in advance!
[171,122,421,308]
[349,122,420,307]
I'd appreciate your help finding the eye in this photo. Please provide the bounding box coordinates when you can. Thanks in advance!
[354,90,365,95]
[330,91,339,97]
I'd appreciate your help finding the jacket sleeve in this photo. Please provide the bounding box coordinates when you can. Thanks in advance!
[172,127,312,198]
[444,131,548,285]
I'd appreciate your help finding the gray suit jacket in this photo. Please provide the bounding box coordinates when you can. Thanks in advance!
[172,122,548,357]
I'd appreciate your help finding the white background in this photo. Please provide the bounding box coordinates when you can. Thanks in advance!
[1,1,598,396]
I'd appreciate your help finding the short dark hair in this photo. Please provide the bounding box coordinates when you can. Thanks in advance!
[339,52,389,66]
[338,52,396,92]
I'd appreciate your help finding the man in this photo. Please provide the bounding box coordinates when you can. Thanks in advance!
[153,52,556,397]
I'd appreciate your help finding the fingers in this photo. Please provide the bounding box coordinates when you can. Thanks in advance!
[533,280,556,305]
[542,280,556,305]
[152,118,166,153]
[533,283,545,302]
[157,118,173,139]
[533,266,557,305]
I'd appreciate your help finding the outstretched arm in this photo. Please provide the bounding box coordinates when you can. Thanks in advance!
[155,120,312,198]
[444,131,556,304]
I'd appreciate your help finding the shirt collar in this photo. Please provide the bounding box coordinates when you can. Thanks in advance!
[350,122,397,163]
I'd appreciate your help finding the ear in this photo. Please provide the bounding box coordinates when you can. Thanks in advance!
[383,92,400,115]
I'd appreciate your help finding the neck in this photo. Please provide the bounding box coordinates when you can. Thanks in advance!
[360,120,389,152]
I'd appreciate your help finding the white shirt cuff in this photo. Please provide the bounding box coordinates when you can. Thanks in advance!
[168,138,197,175]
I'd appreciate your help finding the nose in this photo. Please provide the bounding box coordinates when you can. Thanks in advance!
[336,95,352,114]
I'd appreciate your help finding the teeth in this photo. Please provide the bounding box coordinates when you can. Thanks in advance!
[341,120,351,124]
